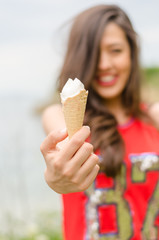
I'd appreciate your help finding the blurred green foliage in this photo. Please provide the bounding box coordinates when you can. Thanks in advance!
[143,67,159,85]
[142,67,159,102]
[0,211,63,240]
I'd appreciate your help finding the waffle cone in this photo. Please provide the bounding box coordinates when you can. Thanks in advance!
[62,89,88,138]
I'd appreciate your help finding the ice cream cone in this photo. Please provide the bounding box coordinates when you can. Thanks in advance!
[62,89,88,138]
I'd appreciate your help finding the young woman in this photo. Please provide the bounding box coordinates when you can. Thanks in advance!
[40,5,159,240]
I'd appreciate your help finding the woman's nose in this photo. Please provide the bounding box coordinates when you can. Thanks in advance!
[98,52,112,71]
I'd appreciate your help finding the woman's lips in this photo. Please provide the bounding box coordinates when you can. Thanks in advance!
[96,75,118,86]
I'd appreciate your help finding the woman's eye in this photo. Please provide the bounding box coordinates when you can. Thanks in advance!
[112,49,122,53]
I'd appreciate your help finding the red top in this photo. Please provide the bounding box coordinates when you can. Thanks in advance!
[62,119,159,240]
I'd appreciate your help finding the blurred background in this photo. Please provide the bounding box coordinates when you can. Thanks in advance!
[0,0,159,239]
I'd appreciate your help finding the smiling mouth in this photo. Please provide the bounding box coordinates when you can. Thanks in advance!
[96,75,118,86]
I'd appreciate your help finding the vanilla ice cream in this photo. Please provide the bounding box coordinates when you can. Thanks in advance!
[60,78,88,138]
[60,78,85,103]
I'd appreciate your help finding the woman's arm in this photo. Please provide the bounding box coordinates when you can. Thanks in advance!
[148,102,159,129]
[42,104,65,135]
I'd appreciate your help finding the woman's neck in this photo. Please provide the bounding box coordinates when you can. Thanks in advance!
[103,97,131,125]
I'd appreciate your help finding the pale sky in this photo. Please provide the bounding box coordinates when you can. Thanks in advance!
[0,0,159,98]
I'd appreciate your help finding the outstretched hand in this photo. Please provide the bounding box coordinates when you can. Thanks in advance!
[40,126,100,194]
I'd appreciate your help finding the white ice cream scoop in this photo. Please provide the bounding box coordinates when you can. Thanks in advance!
[60,78,85,103]
[60,78,88,138]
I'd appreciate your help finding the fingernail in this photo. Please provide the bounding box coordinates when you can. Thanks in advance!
[84,126,90,130]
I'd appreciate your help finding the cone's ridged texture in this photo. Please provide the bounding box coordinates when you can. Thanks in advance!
[62,89,88,138]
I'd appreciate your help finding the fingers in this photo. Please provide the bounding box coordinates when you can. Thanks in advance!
[69,142,94,171]
[40,128,68,156]
[40,125,99,194]
[80,164,100,191]
[40,125,90,160]
[75,153,99,183]
[60,126,91,160]
[56,141,94,181]
[70,153,100,192]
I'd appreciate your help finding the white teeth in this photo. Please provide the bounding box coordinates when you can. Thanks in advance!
[100,76,114,82]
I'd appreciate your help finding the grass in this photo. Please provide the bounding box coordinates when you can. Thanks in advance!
[0,211,63,240]
[143,67,159,83]
[141,67,159,102]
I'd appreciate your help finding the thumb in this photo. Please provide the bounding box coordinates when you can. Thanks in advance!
[40,128,67,155]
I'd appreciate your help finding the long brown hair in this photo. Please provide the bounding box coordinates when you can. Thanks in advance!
[58,5,148,177]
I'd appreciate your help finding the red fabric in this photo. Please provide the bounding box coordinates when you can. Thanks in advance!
[154,214,159,239]
[119,119,159,239]
[98,204,118,234]
[95,172,114,189]
[62,192,87,240]
[62,119,159,240]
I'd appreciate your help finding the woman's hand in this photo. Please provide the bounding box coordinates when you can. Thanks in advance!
[40,126,100,194]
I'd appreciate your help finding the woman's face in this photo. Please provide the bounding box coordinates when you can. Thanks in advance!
[92,22,131,102]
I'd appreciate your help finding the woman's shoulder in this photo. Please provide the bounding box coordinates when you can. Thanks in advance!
[42,104,66,134]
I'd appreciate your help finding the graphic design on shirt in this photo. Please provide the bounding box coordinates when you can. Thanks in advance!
[85,165,133,240]
[130,153,159,239]
[142,182,159,239]
[85,153,159,240]
[130,153,159,181]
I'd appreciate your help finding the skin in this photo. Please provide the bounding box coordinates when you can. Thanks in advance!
[93,22,131,102]
[40,22,159,194]
[40,126,100,194]
[148,102,159,129]
[92,22,131,124]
